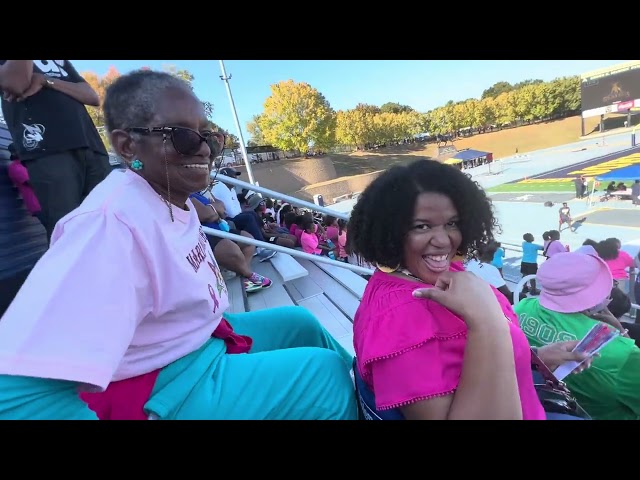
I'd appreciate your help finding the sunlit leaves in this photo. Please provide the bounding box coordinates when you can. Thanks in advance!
[257,80,336,154]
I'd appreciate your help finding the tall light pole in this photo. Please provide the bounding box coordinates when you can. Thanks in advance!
[219,60,256,185]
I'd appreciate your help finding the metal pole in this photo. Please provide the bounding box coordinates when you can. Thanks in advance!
[218,60,256,185]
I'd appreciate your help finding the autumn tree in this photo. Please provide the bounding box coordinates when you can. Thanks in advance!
[258,80,336,155]
[246,114,266,146]
[224,133,240,149]
[380,102,414,114]
[81,66,121,149]
[481,81,513,99]
[251,72,582,151]
[335,107,375,149]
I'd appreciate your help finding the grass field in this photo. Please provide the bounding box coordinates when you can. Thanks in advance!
[487,181,577,193]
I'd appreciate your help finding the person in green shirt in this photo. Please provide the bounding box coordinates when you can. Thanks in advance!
[515,245,640,420]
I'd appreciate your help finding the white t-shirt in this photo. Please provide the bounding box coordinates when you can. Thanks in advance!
[465,259,506,289]
[0,170,229,390]
[211,181,242,218]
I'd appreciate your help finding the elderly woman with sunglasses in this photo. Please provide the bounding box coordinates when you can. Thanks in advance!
[0,70,357,420]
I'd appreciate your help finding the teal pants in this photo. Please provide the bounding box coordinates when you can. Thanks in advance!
[147,306,358,420]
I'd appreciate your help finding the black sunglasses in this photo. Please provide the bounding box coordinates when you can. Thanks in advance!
[126,126,225,157]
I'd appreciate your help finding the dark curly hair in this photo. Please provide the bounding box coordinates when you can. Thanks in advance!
[347,159,500,268]
[583,238,619,260]
[609,286,631,319]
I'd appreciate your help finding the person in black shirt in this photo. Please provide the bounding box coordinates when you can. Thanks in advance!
[0,60,111,241]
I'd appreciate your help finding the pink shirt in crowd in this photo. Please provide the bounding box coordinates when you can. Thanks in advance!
[290,224,303,245]
[337,231,347,258]
[7,159,41,215]
[606,250,635,279]
[300,230,321,255]
[0,169,229,391]
[353,262,545,419]
[325,225,339,242]
[545,240,566,258]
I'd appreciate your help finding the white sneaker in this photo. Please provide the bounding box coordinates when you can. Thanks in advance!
[221,269,237,280]
[257,248,277,262]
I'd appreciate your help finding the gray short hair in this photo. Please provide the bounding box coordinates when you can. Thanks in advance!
[103,69,193,133]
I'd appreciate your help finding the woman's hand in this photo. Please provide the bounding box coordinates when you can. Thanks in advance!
[412,271,505,329]
[209,205,220,222]
[15,73,46,102]
[536,341,596,374]
[588,307,630,338]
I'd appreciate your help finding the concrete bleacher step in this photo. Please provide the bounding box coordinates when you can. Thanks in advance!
[226,252,361,357]
[284,274,324,302]
[225,274,246,314]
[246,259,297,311]
[268,251,308,282]
[310,260,368,299]
[295,258,362,322]
[294,294,355,356]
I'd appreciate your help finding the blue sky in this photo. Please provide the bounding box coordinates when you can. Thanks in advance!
[71,60,629,142]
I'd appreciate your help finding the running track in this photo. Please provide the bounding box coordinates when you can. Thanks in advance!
[524,146,640,181]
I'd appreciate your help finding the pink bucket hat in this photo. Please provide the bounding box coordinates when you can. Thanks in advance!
[537,245,612,313]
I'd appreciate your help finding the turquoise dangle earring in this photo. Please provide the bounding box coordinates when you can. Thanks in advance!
[130,158,144,170]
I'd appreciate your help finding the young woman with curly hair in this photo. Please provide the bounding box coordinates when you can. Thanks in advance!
[348,159,547,420]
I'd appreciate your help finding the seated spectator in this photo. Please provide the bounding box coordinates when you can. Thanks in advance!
[282,212,301,246]
[291,214,305,245]
[601,286,640,348]
[241,194,297,249]
[190,193,271,293]
[264,198,275,219]
[210,168,276,261]
[0,68,356,421]
[347,159,545,420]
[300,216,335,257]
[466,242,523,305]
[276,202,292,227]
[336,219,348,262]
[514,245,640,420]
[323,215,339,243]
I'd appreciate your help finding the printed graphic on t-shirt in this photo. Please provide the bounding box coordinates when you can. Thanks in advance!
[208,283,220,313]
[22,123,45,150]
[186,226,228,316]
[208,250,227,298]
[33,60,70,79]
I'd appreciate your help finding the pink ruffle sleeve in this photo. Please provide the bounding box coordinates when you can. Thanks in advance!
[353,265,539,415]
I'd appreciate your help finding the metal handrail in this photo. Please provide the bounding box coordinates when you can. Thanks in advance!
[202,226,375,276]
[210,173,351,221]
[498,241,547,258]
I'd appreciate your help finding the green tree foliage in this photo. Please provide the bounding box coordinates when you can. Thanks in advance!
[250,74,582,151]
[246,114,266,146]
[81,66,121,150]
[257,80,336,154]
[380,102,414,114]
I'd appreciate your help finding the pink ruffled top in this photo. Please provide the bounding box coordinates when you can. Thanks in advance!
[353,262,545,419]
